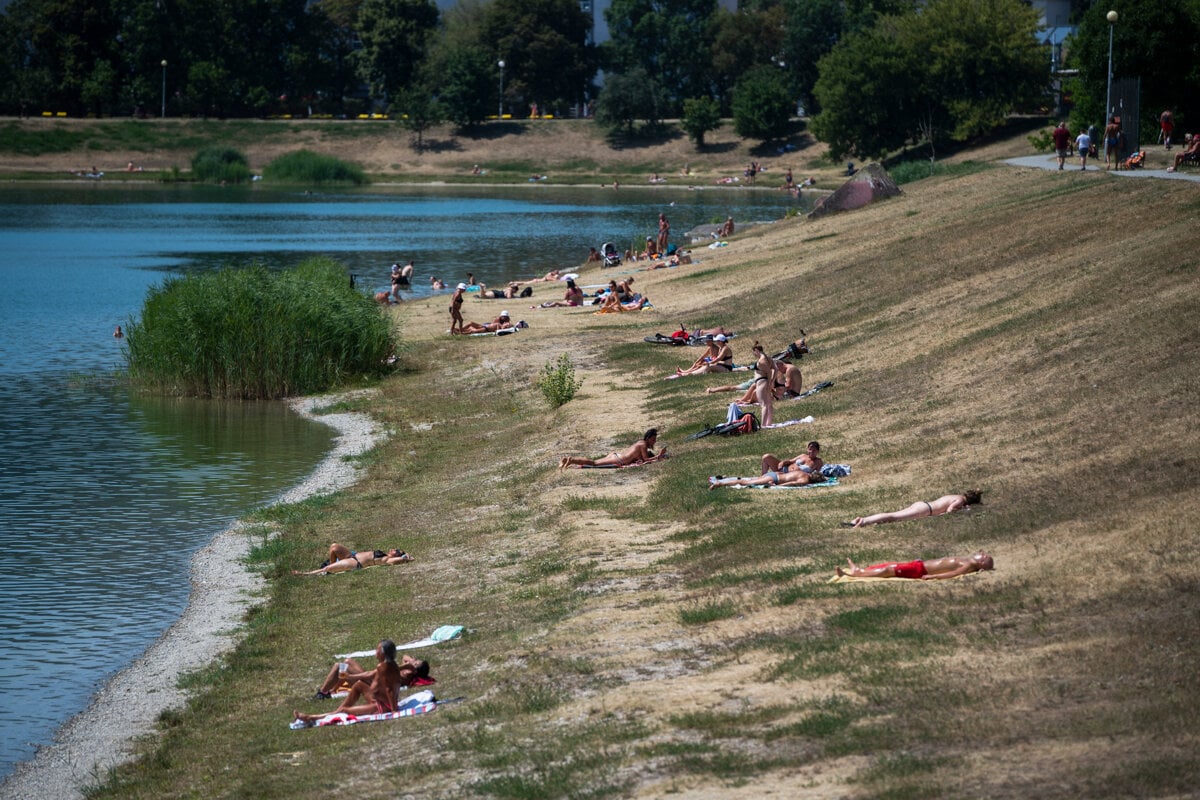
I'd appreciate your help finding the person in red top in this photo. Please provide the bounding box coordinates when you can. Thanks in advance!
[1160,108,1174,149]
[1051,121,1071,170]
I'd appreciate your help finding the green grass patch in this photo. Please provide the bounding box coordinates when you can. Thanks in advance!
[262,149,366,184]
[679,598,738,625]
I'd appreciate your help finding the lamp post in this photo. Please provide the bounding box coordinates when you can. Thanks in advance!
[497,60,505,118]
[1104,10,1117,123]
[160,60,167,118]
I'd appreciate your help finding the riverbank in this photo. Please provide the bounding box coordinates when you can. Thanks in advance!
[0,392,386,800]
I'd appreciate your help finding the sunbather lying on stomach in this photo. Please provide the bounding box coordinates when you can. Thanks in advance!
[560,428,666,468]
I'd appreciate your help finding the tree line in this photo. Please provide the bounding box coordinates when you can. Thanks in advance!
[2,0,1198,160]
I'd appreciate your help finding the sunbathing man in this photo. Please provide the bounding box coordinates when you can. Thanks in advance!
[761,441,824,477]
[836,552,994,580]
[560,428,666,468]
[294,641,418,724]
[846,491,982,528]
[293,544,413,576]
[312,649,430,699]
[456,311,513,334]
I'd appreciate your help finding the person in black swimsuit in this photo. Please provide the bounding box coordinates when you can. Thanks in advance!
[845,491,982,528]
[675,335,734,376]
[750,341,775,427]
[292,543,413,576]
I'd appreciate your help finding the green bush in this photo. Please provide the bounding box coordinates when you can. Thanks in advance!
[1027,128,1053,153]
[191,146,252,183]
[262,149,367,184]
[124,257,396,399]
[537,353,583,408]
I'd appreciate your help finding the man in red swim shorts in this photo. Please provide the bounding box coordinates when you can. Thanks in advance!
[836,552,993,580]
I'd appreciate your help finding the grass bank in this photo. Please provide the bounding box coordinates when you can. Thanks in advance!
[85,146,1200,799]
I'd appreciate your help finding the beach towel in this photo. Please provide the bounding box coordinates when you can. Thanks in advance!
[336,625,464,660]
[468,325,523,337]
[290,691,439,729]
[594,303,652,314]
[761,416,815,429]
[708,476,841,490]
[790,381,833,399]
[827,572,967,584]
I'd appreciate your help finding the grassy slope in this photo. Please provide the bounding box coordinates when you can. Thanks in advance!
[78,135,1200,800]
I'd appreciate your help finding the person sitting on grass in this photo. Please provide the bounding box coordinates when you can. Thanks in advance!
[294,641,423,724]
[836,552,994,580]
[311,648,430,700]
[675,334,734,376]
[456,311,513,334]
[538,279,584,307]
[292,543,413,576]
[844,491,982,528]
[761,441,823,477]
[560,428,666,468]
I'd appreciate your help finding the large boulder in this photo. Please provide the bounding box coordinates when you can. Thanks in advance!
[807,163,901,219]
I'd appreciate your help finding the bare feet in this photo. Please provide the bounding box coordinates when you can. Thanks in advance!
[559,456,570,469]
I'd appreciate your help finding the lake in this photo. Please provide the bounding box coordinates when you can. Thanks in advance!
[0,180,803,781]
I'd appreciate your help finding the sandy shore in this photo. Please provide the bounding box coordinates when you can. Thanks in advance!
[0,391,386,800]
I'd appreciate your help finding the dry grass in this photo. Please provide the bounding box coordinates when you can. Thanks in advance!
[85,129,1200,800]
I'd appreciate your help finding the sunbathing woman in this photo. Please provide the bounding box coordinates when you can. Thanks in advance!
[708,469,825,490]
[538,279,584,307]
[836,552,993,580]
[846,491,982,528]
[293,544,413,576]
[705,358,800,399]
[312,650,430,699]
[456,312,513,334]
[676,335,734,376]
[294,641,412,724]
[560,428,666,468]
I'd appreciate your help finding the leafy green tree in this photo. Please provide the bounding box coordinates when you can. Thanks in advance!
[709,5,784,111]
[395,80,445,150]
[812,0,1046,160]
[434,47,495,129]
[1067,0,1200,135]
[731,64,795,141]
[595,67,667,137]
[80,58,117,117]
[354,0,439,105]
[681,95,722,147]
[603,0,718,113]
[187,60,234,118]
[480,0,596,115]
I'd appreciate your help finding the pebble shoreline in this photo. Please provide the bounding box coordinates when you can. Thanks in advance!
[0,391,386,800]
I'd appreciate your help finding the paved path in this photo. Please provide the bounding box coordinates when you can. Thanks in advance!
[1004,154,1200,183]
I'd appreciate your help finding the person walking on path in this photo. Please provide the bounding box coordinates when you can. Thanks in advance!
[1051,121,1072,170]
[1075,129,1092,170]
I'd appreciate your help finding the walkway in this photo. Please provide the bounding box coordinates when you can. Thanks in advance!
[1004,154,1200,183]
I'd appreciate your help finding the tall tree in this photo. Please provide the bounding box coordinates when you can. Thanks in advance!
[603,0,718,114]
[480,0,596,115]
[354,0,439,105]
[709,5,784,112]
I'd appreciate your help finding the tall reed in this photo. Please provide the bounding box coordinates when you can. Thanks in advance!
[124,257,395,399]
[262,149,366,184]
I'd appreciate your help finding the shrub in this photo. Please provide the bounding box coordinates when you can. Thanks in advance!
[262,150,366,184]
[1027,128,1053,153]
[191,146,252,184]
[537,353,583,408]
[124,257,396,399]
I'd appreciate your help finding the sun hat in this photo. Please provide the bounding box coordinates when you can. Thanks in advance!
[714,334,727,341]
[500,310,510,317]
[456,283,467,290]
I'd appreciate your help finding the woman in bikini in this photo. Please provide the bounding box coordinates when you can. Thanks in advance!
[708,469,826,490]
[560,429,665,468]
[293,544,413,576]
[311,650,430,699]
[295,641,419,724]
[449,283,466,333]
[750,342,775,427]
[676,335,734,376]
[847,491,982,528]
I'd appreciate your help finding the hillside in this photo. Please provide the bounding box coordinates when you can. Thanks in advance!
[23,125,1200,799]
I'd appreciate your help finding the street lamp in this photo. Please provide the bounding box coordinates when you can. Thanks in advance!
[160,59,167,118]
[1104,10,1117,123]
[497,60,505,118]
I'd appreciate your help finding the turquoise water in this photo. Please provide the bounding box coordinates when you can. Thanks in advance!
[0,182,800,779]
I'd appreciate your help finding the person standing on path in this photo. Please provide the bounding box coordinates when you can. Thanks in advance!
[1103,117,1122,170]
[1051,121,1072,170]
[1075,129,1092,170]
[1160,108,1174,149]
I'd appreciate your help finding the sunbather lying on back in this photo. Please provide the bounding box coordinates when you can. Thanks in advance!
[708,469,826,489]
[456,312,513,334]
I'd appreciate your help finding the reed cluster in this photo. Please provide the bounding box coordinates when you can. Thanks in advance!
[262,149,366,184]
[190,146,253,183]
[124,258,395,399]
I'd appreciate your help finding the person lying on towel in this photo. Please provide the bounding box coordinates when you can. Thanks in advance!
[456,311,513,334]
[836,552,994,580]
[844,491,981,528]
[292,542,413,576]
[560,428,667,469]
